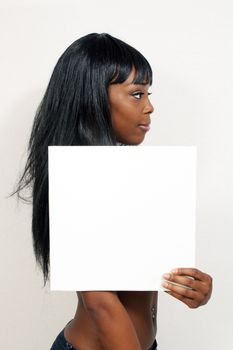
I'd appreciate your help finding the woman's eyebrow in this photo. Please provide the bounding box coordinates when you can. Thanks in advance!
[127,82,149,87]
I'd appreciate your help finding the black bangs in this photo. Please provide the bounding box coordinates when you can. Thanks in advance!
[109,51,152,86]
[131,59,153,86]
[94,33,153,86]
[109,60,152,86]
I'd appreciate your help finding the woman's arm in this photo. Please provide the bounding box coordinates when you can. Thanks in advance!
[162,268,213,308]
[80,291,142,350]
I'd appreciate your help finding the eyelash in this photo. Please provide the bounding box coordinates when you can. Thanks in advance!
[132,92,152,100]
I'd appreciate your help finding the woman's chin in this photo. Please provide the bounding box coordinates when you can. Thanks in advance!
[118,135,145,146]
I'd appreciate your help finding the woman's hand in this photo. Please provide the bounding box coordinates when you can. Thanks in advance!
[162,268,213,308]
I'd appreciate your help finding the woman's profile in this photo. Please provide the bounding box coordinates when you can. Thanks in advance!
[13,33,212,350]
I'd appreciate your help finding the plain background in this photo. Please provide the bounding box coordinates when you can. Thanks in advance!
[0,0,232,348]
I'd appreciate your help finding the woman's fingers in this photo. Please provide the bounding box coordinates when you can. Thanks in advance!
[162,267,213,308]
[162,273,208,293]
[162,280,203,302]
[169,268,212,283]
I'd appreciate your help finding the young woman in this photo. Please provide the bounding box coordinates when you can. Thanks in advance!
[14,33,212,350]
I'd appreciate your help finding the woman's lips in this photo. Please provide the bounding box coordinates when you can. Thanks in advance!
[138,124,151,132]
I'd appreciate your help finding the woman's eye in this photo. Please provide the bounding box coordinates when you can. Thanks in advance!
[132,92,152,100]
[132,92,144,100]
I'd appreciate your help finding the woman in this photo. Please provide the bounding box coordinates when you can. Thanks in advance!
[13,33,212,350]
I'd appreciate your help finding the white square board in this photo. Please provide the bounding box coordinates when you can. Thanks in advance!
[48,146,196,291]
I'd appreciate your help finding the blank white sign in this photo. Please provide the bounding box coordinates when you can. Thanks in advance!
[48,146,196,291]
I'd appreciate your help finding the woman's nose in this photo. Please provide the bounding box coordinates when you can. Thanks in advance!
[144,98,154,115]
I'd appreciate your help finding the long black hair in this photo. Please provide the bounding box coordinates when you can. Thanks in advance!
[12,32,153,285]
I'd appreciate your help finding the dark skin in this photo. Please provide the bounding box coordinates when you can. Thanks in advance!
[64,291,158,349]
[64,68,213,349]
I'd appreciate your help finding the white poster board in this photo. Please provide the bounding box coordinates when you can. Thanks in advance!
[48,146,196,291]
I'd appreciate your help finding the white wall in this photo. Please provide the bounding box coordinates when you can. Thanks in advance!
[0,1,232,348]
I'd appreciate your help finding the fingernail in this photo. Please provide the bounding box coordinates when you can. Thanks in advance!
[162,282,169,288]
[171,269,178,274]
[162,273,171,279]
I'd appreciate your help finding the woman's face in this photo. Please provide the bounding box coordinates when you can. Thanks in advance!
[108,68,154,145]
